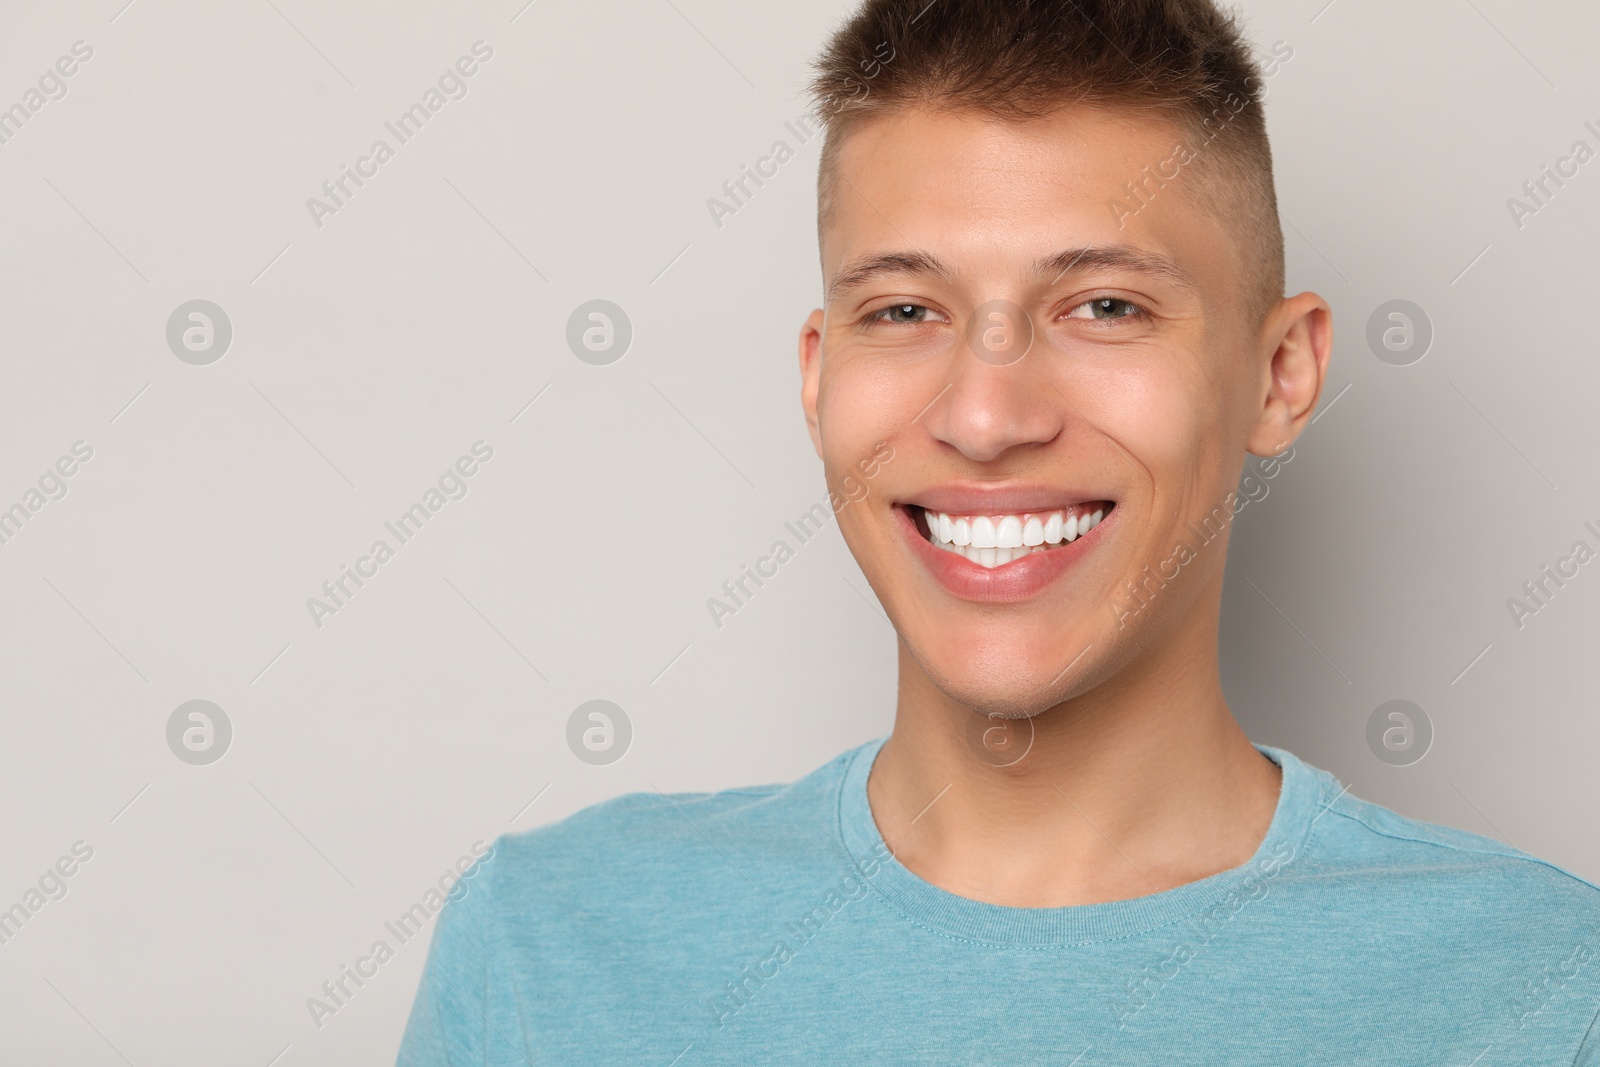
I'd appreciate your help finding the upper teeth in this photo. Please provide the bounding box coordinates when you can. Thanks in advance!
[921,506,1106,568]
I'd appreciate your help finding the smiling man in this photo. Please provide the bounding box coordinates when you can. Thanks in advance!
[399,2,1600,1063]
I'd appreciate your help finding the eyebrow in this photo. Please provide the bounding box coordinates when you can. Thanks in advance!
[826,245,1196,302]
[1033,246,1196,290]
[827,250,954,303]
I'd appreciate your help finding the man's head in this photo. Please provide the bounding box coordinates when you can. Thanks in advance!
[796,0,1332,720]
[812,0,1286,327]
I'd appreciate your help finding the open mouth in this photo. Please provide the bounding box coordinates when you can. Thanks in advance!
[909,502,1114,569]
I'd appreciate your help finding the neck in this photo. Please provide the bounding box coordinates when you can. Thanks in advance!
[867,613,1282,908]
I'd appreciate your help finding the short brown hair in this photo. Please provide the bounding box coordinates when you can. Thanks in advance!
[808,0,1284,324]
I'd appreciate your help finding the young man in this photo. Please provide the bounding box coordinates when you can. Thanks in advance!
[400,1,1600,1062]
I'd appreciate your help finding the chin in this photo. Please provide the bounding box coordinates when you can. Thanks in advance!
[906,633,1095,720]
[961,686,1060,721]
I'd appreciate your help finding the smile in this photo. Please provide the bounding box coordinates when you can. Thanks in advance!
[913,505,1109,569]
[892,489,1119,603]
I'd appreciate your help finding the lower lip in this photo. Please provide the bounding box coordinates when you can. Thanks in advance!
[896,505,1115,603]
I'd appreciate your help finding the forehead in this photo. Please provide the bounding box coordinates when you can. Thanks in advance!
[821,105,1230,294]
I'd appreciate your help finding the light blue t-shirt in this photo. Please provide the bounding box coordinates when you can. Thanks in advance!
[398,738,1600,1064]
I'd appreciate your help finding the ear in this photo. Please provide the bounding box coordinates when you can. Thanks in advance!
[798,307,826,458]
[1247,291,1333,456]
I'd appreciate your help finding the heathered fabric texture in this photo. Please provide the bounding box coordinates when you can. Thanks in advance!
[399,738,1600,1065]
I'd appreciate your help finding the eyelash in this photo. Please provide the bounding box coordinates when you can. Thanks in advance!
[863,297,1151,326]
[1065,297,1152,323]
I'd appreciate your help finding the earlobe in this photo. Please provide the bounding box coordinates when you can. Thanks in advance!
[798,308,826,458]
[1248,292,1333,456]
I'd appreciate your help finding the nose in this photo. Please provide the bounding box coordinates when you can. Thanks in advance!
[920,329,1066,463]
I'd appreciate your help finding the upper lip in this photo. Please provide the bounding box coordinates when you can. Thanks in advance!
[901,483,1117,516]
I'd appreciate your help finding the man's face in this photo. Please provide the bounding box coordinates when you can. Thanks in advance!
[800,105,1283,718]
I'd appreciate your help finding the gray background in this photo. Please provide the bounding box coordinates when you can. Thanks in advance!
[1,0,1596,1062]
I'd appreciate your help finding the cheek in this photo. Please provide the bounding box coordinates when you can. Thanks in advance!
[1068,361,1214,481]
[817,351,930,462]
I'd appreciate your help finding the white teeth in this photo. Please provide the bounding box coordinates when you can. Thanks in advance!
[920,505,1112,568]
[954,543,1047,567]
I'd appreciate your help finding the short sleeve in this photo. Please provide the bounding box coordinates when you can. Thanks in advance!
[395,843,500,1067]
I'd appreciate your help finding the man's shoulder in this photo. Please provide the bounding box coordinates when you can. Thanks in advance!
[1285,749,1600,923]
[480,739,872,908]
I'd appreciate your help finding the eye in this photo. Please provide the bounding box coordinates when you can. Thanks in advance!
[867,303,939,325]
[1065,297,1147,322]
